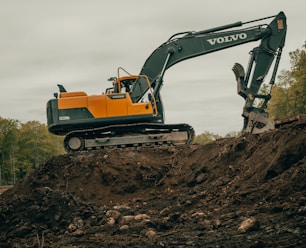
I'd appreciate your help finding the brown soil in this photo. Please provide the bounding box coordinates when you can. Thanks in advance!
[0,186,13,195]
[0,124,305,247]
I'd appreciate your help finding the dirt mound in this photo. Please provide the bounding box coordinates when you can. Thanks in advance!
[0,124,305,247]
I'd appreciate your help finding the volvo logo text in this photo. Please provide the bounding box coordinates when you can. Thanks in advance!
[207,33,247,45]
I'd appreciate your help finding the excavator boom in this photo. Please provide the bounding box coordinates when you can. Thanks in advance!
[132,12,285,97]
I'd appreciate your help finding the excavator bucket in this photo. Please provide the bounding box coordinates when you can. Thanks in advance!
[244,112,275,134]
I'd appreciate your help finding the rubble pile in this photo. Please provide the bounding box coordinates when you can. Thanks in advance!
[0,124,305,247]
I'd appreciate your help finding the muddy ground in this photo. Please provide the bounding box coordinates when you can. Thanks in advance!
[0,123,305,247]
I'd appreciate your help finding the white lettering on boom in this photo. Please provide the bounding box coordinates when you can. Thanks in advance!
[207,33,248,45]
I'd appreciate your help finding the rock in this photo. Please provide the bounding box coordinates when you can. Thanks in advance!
[134,214,150,221]
[191,211,205,218]
[74,218,84,228]
[67,217,84,232]
[145,229,157,240]
[106,209,121,221]
[71,229,85,236]
[238,217,259,233]
[119,224,129,231]
[107,217,115,225]
[67,223,77,232]
[214,219,222,227]
[196,173,207,183]
[160,207,170,216]
[121,215,135,224]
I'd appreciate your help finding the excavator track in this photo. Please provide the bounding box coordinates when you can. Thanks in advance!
[64,123,195,152]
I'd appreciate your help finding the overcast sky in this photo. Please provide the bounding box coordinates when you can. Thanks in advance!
[0,1,305,135]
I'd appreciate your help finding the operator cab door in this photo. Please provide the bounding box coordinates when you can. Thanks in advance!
[106,75,158,117]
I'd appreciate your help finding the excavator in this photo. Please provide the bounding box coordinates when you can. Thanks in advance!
[47,12,287,151]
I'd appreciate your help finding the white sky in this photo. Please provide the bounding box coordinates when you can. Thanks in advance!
[0,0,305,135]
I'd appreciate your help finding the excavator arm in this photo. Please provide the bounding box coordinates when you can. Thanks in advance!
[232,13,286,133]
[131,11,287,133]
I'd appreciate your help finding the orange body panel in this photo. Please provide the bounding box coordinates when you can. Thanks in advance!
[87,95,107,117]
[60,92,87,98]
[127,101,152,115]
[58,95,88,109]
[105,95,128,117]
[58,92,154,118]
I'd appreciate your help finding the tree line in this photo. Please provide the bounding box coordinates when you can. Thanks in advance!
[0,119,64,185]
[267,42,306,119]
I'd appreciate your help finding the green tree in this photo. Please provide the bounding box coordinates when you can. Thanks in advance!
[0,117,19,184]
[288,41,306,114]
[268,42,306,119]
[0,118,65,185]
[16,121,64,178]
[193,131,222,144]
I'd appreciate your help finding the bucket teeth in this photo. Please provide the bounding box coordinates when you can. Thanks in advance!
[232,63,245,81]
[232,63,247,99]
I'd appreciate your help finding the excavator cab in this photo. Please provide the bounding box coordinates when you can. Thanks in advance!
[47,73,159,137]
[113,77,135,94]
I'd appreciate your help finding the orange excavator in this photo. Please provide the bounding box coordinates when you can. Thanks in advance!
[47,12,287,151]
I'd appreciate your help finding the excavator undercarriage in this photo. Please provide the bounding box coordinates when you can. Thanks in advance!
[64,123,195,152]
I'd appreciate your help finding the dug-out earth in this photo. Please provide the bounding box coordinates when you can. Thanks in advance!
[0,124,305,247]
